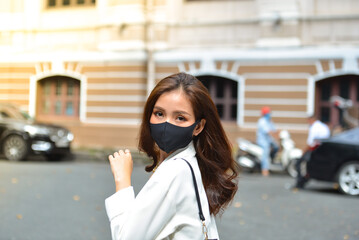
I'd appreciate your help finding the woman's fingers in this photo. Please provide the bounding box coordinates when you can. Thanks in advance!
[108,149,133,191]
[108,149,133,172]
[117,149,130,156]
[109,149,131,160]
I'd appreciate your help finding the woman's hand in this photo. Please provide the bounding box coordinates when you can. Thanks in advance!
[108,149,133,192]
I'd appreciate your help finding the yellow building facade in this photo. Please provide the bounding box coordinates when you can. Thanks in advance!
[1,0,359,149]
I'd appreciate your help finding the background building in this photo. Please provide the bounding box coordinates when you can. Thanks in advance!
[1,0,359,149]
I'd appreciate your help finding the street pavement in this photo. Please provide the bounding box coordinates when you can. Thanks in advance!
[0,154,358,240]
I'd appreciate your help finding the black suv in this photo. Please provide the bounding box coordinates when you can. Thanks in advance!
[0,103,73,161]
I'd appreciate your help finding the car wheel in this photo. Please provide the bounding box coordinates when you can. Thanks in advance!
[337,161,359,196]
[3,135,28,161]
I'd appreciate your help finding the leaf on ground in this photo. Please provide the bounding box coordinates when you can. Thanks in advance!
[11,178,18,184]
[16,214,23,220]
[234,202,242,208]
[73,195,80,201]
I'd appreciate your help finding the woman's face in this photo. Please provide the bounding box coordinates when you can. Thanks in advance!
[150,89,196,127]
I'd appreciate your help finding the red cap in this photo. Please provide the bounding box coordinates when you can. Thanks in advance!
[261,106,271,115]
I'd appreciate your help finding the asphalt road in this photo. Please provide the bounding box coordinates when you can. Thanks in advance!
[0,155,358,240]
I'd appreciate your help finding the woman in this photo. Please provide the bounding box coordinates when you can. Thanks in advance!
[106,72,239,240]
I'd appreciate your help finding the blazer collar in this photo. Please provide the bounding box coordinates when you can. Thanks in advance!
[164,141,196,162]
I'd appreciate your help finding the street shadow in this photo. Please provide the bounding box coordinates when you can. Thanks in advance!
[304,187,341,195]
[240,170,291,178]
[300,180,358,197]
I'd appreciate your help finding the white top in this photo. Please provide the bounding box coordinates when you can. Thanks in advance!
[105,142,219,240]
[307,120,331,147]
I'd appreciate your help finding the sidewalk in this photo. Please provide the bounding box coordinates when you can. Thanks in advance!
[71,146,150,164]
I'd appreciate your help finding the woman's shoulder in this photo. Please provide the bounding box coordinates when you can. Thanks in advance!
[153,158,194,183]
[161,158,193,174]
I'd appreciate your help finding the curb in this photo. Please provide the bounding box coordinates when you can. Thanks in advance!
[71,147,151,165]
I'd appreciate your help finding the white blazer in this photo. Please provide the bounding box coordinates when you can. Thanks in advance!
[105,142,219,240]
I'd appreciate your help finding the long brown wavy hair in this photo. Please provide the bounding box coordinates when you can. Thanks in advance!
[138,72,239,216]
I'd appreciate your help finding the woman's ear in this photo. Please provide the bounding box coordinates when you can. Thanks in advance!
[193,119,206,136]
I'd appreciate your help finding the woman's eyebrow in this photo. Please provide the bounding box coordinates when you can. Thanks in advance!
[153,106,164,111]
[173,110,191,116]
[153,106,191,116]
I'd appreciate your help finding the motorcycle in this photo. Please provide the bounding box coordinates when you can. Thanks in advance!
[236,130,303,177]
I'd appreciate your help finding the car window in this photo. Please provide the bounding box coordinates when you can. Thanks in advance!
[0,111,10,119]
[20,110,32,120]
[0,105,28,120]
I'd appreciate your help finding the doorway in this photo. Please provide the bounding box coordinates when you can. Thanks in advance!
[315,74,359,129]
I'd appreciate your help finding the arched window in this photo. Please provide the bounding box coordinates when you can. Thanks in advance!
[196,75,238,122]
[315,74,359,128]
[37,76,80,121]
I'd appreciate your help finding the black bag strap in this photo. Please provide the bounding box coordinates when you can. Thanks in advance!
[177,158,218,240]
[179,158,205,222]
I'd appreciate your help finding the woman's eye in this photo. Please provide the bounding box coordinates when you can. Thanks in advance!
[154,111,163,117]
[177,116,186,121]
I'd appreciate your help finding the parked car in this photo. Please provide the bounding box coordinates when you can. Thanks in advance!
[0,103,74,161]
[307,127,359,196]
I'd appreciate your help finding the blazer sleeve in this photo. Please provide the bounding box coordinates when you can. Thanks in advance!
[105,161,182,240]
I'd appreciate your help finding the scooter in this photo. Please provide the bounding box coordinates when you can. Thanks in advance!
[236,130,303,177]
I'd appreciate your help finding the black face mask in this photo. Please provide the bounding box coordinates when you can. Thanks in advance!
[150,121,199,154]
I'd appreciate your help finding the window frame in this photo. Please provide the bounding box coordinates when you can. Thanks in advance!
[37,77,80,122]
[46,0,95,9]
[197,75,238,122]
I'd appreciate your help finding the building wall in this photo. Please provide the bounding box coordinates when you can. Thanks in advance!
[0,52,358,150]
[0,63,35,110]
[0,0,359,150]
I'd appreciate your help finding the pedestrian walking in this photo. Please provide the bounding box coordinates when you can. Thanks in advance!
[106,72,239,240]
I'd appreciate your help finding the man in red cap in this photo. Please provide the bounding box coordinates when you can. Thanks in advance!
[256,106,279,176]
[261,106,271,116]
